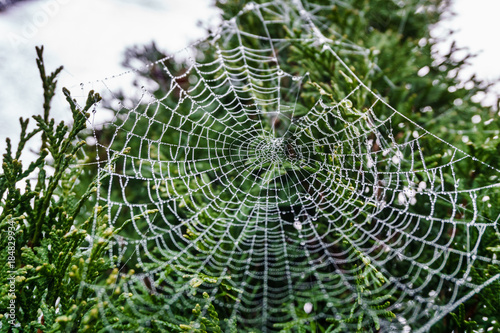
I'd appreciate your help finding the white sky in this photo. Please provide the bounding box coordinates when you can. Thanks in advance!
[0,0,220,153]
[433,0,500,106]
[0,0,499,154]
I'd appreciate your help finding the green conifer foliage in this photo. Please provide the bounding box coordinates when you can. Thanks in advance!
[0,47,136,332]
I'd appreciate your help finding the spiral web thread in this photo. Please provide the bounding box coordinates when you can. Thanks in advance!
[81,1,500,331]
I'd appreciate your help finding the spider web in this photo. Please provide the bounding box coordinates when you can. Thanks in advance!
[80,0,500,331]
